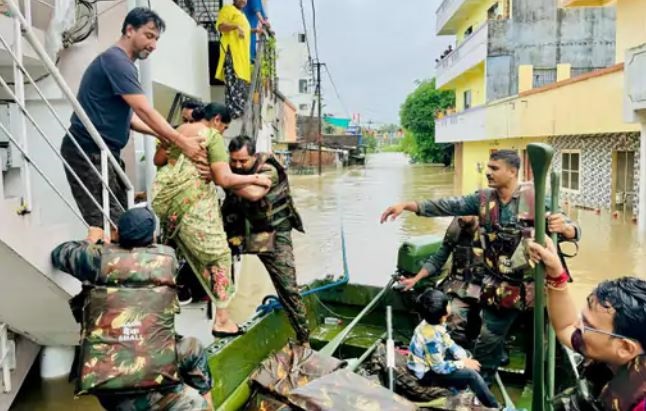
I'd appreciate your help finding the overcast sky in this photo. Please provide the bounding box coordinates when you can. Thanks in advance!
[269,0,453,126]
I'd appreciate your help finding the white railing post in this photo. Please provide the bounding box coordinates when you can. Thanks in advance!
[0,323,11,393]
[12,1,32,213]
[3,0,134,206]
[101,150,110,238]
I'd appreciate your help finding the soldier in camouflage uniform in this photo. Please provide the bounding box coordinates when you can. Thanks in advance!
[51,208,213,410]
[529,240,646,411]
[221,136,309,343]
[381,150,580,382]
[398,216,484,349]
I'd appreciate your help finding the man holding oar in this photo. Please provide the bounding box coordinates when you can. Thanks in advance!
[380,149,580,384]
[528,238,645,411]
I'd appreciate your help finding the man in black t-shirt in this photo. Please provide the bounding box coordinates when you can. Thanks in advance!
[61,7,206,242]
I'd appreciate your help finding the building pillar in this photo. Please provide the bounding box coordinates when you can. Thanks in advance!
[639,118,646,234]
[556,64,571,82]
[518,65,534,93]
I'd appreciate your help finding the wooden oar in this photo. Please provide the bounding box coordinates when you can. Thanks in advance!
[528,143,555,411]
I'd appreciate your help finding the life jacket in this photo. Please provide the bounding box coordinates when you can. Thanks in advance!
[75,244,181,396]
[438,217,486,302]
[477,184,535,311]
[223,154,303,254]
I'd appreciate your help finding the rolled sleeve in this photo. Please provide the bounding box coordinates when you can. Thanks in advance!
[51,240,103,282]
[416,193,480,218]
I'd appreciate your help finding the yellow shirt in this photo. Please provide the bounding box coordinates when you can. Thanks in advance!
[215,5,251,83]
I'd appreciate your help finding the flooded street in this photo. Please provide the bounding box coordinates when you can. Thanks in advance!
[10,152,646,410]
[233,152,646,320]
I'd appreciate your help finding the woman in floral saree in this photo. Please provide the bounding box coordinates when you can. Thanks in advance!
[152,103,270,337]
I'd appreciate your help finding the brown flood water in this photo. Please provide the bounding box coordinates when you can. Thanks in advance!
[10,152,646,410]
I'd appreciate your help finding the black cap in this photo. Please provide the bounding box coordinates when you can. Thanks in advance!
[118,207,156,248]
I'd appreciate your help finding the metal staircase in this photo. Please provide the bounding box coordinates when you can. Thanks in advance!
[0,0,134,406]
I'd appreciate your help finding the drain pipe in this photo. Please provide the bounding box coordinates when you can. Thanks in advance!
[129,0,156,201]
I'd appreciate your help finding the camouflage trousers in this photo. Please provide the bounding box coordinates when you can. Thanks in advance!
[473,306,520,382]
[97,336,213,411]
[258,231,310,343]
[446,297,481,350]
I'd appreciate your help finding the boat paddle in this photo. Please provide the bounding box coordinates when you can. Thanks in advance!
[528,143,555,411]
[546,171,560,411]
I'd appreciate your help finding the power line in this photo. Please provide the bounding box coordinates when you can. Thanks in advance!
[323,65,350,118]
[298,0,313,64]
[309,0,320,61]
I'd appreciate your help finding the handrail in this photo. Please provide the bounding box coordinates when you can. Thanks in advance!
[0,119,89,226]
[4,0,134,233]
[0,31,126,226]
[4,0,134,232]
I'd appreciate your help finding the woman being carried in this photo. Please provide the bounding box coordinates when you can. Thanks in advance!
[152,102,270,337]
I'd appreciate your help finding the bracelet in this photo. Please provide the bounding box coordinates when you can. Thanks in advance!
[546,270,569,287]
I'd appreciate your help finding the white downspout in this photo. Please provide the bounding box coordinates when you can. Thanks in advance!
[128,0,156,202]
[638,114,646,234]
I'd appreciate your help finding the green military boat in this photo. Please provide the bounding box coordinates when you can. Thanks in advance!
[204,144,582,410]
[204,233,579,410]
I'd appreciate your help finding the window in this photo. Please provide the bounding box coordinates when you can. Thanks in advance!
[298,33,307,43]
[561,151,580,192]
[487,2,500,19]
[299,79,309,94]
[299,104,309,111]
[463,90,472,110]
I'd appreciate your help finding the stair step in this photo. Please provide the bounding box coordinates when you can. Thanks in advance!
[0,336,40,411]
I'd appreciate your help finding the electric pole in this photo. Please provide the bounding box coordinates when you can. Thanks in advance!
[315,61,323,176]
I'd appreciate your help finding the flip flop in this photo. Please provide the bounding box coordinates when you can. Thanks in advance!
[211,324,246,339]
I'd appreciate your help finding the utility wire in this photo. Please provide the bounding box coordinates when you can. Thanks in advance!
[309,0,320,61]
[323,64,350,118]
[298,0,313,65]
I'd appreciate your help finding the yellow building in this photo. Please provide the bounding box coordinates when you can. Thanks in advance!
[433,0,618,195]
[435,0,646,227]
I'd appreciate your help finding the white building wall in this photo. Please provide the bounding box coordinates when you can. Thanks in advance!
[276,33,314,116]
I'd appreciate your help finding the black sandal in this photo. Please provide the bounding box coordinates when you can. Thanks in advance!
[211,324,246,338]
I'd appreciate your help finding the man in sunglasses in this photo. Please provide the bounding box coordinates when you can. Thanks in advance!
[528,238,646,411]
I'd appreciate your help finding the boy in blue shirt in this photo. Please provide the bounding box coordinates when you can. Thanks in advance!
[408,288,499,408]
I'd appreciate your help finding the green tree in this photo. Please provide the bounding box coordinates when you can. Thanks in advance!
[363,135,378,153]
[399,79,455,165]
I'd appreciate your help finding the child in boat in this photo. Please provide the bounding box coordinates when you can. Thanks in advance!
[407,288,500,408]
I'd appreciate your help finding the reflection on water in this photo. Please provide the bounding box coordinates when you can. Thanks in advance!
[10,152,645,409]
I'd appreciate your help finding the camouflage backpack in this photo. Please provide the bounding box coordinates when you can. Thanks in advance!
[75,245,181,396]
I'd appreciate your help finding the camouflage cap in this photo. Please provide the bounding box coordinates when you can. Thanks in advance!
[118,207,156,248]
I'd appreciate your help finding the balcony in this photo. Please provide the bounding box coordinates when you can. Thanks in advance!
[624,43,646,121]
[435,23,488,89]
[435,105,486,143]
[436,0,483,35]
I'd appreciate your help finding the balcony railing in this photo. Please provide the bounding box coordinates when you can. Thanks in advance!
[532,68,557,89]
[435,22,488,88]
[435,105,487,143]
